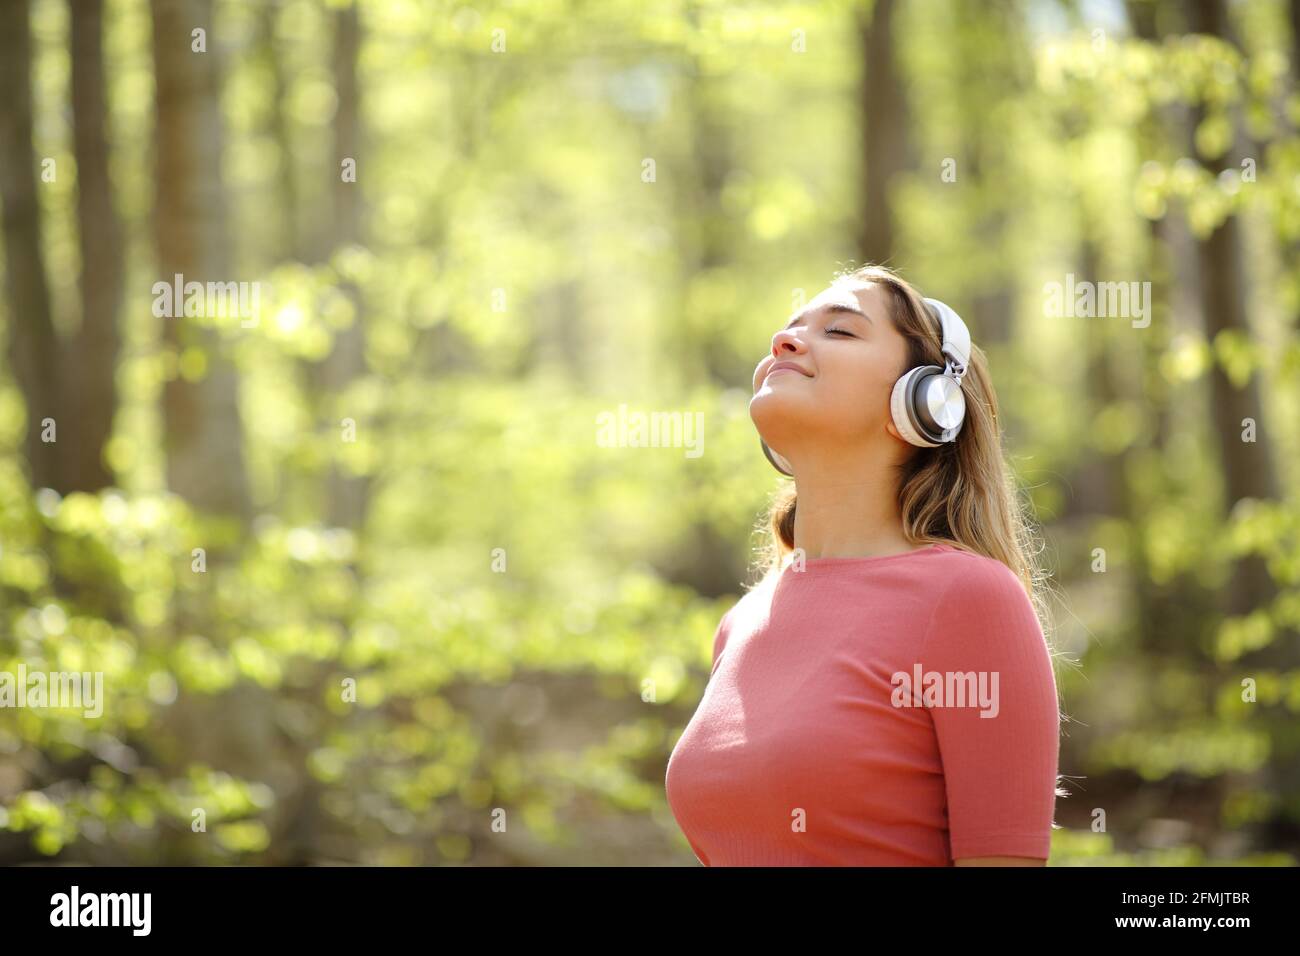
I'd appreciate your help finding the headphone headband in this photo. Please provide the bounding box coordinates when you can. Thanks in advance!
[923,297,971,383]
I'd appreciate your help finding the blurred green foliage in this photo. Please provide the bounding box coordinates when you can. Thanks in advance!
[1,0,1299,865]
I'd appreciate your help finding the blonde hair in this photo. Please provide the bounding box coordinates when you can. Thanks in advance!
[755,264,1051,634]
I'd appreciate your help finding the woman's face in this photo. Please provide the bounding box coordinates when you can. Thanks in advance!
[750,279,913,463]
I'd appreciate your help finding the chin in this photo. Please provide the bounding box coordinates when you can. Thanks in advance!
[749,391,806,445]
[748,389,783,425]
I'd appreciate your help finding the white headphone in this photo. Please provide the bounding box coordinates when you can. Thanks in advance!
[761,297,972,476]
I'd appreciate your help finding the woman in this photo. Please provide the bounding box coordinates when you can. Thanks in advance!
[665,264,1064,866]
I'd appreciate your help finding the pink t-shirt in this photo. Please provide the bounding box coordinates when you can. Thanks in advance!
[665,542,1060,866]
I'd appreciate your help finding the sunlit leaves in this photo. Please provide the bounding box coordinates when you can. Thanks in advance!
[1214,610,1274,661]
[1093,725,1269,778]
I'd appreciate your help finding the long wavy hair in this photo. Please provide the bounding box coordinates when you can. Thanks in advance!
[755,264,1051,635]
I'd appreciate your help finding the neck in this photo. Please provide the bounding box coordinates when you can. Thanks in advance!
[790,447,914,560]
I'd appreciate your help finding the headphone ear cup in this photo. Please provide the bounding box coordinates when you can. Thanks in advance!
[760,438,795,476]
[890,367,940,447]
[892,366,966,446]
[916,370,966,440]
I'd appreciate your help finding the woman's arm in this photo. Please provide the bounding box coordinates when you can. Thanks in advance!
[920,557,1062,865]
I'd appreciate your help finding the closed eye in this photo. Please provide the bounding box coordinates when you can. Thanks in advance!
[825,327,855,337]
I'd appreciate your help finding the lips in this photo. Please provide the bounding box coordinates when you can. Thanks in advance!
[765,361,811,382]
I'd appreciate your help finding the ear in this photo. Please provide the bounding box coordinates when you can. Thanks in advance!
[885,416,904,442]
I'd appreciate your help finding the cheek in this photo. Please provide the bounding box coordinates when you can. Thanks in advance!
[822,354,898,421]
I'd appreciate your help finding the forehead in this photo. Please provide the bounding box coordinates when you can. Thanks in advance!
[785,278,880,326]
[810,278,870,310]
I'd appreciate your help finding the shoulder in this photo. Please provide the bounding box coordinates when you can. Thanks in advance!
[920,545,1045,658]
[716,579,764,638]
[726,567,780,622]
[925,545,1033,614]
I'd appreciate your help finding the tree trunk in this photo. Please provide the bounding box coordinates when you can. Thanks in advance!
[0,0,61,492]
[261,0,302,264]
[1187,0,1300,842]
[952,0,1028,348]
[1187,0,1280,619]
[856,0,910,266]
[317,3,370,531]
[1293,0,1300,91]
[68,0,123,492]
[150,0,250,516]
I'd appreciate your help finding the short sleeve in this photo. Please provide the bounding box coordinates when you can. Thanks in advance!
[918,558,1060,862]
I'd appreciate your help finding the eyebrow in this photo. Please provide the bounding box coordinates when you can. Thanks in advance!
[783,302,874,331]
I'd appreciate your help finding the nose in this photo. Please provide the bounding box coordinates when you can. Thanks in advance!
[770,327,806,357]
